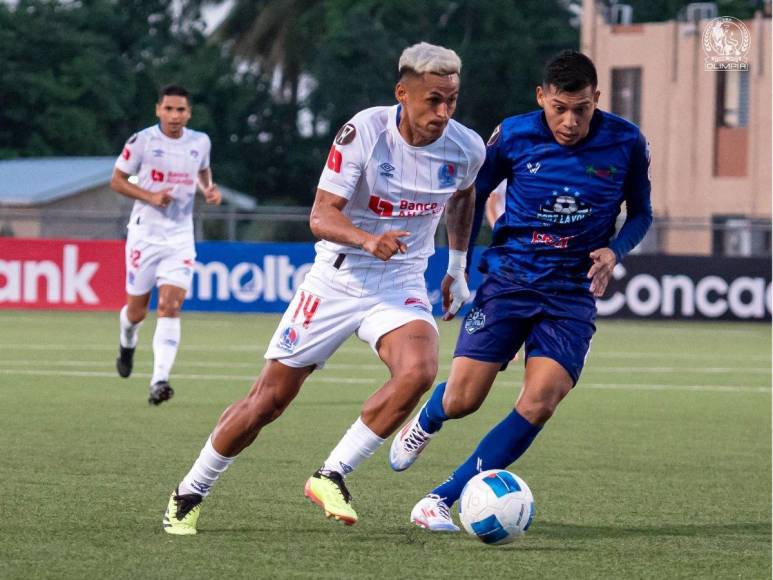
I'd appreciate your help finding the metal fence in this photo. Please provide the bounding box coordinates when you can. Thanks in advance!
[0,207,770,257]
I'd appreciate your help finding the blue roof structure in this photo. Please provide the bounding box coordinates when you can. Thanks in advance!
[0,157,115,206]
[0,157,256,209]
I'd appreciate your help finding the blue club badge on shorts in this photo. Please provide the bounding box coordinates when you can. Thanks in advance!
[278,326,301,351]
[464,308,485,334]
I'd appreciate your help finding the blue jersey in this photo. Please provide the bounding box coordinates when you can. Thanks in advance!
[472,109,653,294]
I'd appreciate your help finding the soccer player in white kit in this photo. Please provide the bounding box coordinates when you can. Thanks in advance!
[162,43,486,535]
[111,85,221,405]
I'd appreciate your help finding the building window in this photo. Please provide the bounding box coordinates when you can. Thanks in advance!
[714,72,749,176]
[716,72,749,128]
[611,68,641,125]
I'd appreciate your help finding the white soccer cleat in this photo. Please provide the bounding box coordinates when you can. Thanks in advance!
[389,410,435,471]
[410,494,460,532]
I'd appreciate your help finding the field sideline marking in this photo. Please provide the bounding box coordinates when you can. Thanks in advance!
[0,359,768,375]
[0,368,769,393]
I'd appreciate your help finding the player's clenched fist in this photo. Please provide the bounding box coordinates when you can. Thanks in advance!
[203,184,222,205]
[149,188,174,208]
[362,230,410,261]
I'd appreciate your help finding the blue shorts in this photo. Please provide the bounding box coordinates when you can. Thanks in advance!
[454,275,596,385]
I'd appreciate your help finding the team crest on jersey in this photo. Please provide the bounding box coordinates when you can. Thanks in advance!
[278,326,301,352]
[190,149,199,159]
[334,123,357,146]
[438,163,456,188]
[538,188,591,224]
[464,308,485,334]
[487,124,501,146]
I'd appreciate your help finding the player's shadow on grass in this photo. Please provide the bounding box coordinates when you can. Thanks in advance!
[534,521,771,539]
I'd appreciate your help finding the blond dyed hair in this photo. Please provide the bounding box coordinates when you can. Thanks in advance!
[398,42,461,77]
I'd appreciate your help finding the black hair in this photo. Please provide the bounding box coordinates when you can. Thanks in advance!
[158,84,190,103]
[542,50,597,92]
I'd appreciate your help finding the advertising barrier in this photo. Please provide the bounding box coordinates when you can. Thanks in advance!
[597,255,772,321]
[0,238,124,310]
[184,242,486,315]
[1,239,770,321]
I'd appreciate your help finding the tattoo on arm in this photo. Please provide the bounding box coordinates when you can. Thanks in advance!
[445,185,475,251]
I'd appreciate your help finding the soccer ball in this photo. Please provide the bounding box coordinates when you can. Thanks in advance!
[552,195,578,214]
[459,469,534,545]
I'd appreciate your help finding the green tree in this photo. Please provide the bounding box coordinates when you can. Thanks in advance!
[310,0,578,139]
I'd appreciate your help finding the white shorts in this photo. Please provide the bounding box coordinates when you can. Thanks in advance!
[264,262,438,369]
[125,231,196,295]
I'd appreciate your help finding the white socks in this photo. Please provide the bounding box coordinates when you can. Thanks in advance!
[119,305,142,348]
[151,316,180,385]
[322,416,385,477]
[177,418,383,499]
[119,309,180,384]
[179,437,235,497]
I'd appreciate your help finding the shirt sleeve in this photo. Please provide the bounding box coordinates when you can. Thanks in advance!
[474,124,509,197]
[609,131,654,262]
[317,121,367,200]
[200,134,211,171]
[465,124,510,272]
[114,131,146,175]
[458,133,486,190]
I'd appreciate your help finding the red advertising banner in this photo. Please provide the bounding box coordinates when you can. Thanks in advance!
[0,238,125,310]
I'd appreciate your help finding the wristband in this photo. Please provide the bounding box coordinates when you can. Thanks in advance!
[447,249,466,274]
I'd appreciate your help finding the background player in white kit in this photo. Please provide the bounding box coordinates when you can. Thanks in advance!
[162,42,485,535]
[111,85,221,405]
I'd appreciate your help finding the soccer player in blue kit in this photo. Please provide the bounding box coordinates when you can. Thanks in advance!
[389,50,654,531]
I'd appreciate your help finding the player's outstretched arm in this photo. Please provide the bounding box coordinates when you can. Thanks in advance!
[441,184,475,320]
[110,168,172,208]
[309,188,409,261]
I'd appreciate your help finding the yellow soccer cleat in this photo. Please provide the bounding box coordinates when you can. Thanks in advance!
[304,470,358,525]
[163,488,203,535]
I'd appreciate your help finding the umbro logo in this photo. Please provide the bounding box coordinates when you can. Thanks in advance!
[379,162,395,177]
[527,162,541,174]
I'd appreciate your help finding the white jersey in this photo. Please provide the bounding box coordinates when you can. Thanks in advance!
[316,104,485,294]
[115,125,211,244]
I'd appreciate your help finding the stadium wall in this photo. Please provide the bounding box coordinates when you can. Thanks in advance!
[0,239,769,321]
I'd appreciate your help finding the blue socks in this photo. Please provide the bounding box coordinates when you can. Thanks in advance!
[431,409,541,507]
[418,382,448,434]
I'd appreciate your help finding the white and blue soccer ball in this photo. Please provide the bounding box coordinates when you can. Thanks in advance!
[459,469,535,545]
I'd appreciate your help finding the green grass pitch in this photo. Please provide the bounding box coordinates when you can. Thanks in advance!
[1,311,770,579]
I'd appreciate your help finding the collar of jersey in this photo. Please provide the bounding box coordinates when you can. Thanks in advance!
[154,124,189,142]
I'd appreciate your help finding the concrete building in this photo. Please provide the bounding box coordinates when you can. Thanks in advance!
[581,0,771,255]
